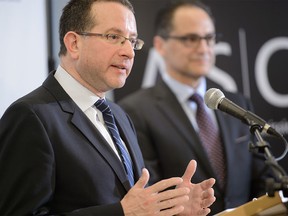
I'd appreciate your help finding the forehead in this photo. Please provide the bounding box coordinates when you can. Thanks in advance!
[91,2,137,35]
[172,6,214,34]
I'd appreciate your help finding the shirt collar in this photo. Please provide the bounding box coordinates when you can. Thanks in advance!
[162,72,207,102]
[54,65,100,112]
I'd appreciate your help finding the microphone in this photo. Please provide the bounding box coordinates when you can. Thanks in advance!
[204,88,278,136]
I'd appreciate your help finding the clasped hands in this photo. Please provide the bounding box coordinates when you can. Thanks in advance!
[121,160,216,216]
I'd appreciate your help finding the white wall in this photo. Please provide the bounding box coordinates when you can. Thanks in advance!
[0,0,48,116]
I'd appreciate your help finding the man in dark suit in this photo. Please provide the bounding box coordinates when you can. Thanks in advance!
[0,0,216,215]
[119,1,270,215]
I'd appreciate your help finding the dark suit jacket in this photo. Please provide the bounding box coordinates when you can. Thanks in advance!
[0,72,144,215]
[119,79,269,215]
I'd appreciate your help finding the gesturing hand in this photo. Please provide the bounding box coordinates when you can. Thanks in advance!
[177,160,216,216]
[121,168,190,216]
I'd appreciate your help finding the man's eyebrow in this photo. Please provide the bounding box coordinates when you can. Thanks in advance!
[105,27,138,37]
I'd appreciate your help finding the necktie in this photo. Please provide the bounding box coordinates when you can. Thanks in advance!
[95,98,134,186]
[190,93,226,189]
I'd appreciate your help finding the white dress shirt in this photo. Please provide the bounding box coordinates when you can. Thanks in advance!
[162,72,219,131]
[54,65,121,160]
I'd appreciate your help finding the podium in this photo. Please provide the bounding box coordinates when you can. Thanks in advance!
[215,192,288,216]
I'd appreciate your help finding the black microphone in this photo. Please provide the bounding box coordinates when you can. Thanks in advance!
[204,88,278,136]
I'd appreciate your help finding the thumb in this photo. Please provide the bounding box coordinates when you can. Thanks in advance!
[182,160,197,182]
[134,168,150,188]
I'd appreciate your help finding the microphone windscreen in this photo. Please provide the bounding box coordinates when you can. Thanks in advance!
[204,88,225,109]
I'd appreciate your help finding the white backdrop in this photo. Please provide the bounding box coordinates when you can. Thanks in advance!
[0,0,48,116]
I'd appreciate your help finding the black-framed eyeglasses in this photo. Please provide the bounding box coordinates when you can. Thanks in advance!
[163,33,216,48]
[76,32,144,50]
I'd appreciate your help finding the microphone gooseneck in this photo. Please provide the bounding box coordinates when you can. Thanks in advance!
[204,88,278,136]
[205,88,288,197]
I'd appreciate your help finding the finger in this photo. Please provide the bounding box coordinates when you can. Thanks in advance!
[158,195,189,213]
[197,207,211,216]
[158,205,185,216]
[134,168,150,189]
[201,196,216,209]
[182,160,197,182]
[200,178,216,190]
[202,188,214,199]
[157,187,190,202]
[201,189,216,209]
[148,177,183,193]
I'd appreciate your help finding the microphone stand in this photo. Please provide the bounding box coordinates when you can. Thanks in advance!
[249,124,288,198]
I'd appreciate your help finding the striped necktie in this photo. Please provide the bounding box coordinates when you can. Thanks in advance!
[95,98,134,186]
[190,93,226,189]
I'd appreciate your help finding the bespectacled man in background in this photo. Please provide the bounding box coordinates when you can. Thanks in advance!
[119,0,271,214]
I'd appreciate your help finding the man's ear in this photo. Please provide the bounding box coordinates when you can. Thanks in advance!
[63,31,81,59]
[153,35,166,56]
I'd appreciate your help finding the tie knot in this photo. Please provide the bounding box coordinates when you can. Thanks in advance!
[95,98,111,114]
[189,93,204,106]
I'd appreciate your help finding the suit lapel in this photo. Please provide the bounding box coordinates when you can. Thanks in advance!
[72,109,132,190]
[154,81,216,178]
[43,73,132,191]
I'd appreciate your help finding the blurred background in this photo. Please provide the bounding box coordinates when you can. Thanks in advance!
[1,0,287,172]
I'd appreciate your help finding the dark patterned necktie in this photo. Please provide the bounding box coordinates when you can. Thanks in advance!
[190,93,226,189]
[95,98,134,186]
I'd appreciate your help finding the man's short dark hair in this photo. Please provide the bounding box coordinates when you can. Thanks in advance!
[155,0,214,38]
[59,0,134,56]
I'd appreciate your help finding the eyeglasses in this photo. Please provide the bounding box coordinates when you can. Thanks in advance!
[76,32,144,50]
[164,33,216,48]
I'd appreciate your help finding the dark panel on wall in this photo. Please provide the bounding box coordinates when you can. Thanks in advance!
[115,0,288,172]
